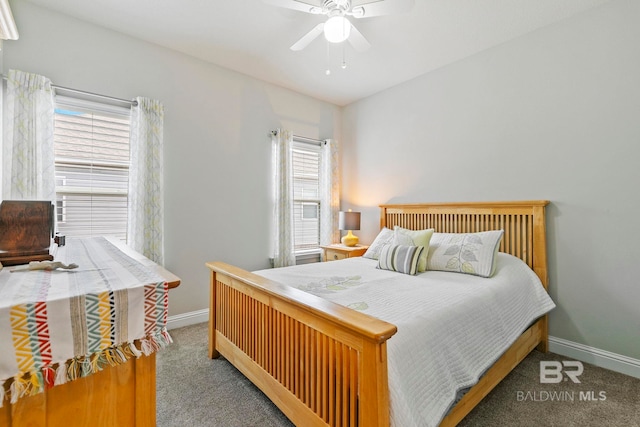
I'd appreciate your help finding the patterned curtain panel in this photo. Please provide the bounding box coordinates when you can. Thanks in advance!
[2,69,55,201]
[320,139,340,246]
[272,129,296,267]
[127,97,165,265]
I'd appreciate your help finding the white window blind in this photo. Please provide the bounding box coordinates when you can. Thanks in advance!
[54,96,131,241]
[292,140,321,252]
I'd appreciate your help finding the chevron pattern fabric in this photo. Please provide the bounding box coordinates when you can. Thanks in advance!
[0,237,171,407]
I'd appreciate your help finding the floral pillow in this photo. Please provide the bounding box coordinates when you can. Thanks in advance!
[363,227,394,260]
[377,244,425,275]
[392,226,434,272]
[426,230,504,278]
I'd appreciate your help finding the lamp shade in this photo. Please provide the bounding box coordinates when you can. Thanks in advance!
[338,211,360,231]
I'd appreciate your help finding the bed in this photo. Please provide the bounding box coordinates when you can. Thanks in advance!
[206,201,552,426]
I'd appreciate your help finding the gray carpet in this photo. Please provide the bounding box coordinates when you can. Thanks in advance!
[156,322,293,427]
[157,323,640,426]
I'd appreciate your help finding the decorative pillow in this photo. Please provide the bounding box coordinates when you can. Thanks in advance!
[392,226,434,272]
[426,230,504,278]
[363,227,394,260]
[377,245,425,275]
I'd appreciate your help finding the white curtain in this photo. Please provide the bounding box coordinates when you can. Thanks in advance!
[271,129,296,267]
[2,69,55,201]
[320,138,340,246]
[127,97,165,265]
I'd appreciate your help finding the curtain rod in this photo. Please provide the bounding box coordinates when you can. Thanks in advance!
[53,84,138,107]
[2,75,138,107]
[270,130,324,145]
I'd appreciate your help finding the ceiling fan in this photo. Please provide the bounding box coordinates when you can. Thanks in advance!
[264,0,415,52]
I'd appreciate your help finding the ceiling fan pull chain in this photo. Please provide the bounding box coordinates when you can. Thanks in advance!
[342,43,347,69]
[326,42,331,75]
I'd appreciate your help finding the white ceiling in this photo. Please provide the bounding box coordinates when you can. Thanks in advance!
[23,0,612,106]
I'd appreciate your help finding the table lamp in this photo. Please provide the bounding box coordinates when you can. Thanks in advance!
[339,210,361,247]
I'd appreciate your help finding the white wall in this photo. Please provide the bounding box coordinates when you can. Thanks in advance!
[2,0,341,316]
[342,0,640,360]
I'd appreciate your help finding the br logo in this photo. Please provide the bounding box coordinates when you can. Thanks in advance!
[540,361,584,383]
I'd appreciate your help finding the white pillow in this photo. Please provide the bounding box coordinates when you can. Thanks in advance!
[392,226,434,273]
[363,227,394,260]
[426,230,504,278]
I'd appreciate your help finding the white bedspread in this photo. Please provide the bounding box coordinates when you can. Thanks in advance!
[254,252,555,427]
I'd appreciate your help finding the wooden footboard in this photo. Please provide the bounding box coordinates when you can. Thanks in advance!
[206,262,397,427]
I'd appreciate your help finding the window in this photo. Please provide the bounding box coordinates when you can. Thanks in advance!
[54,96,131,241]
[292,139,321,253]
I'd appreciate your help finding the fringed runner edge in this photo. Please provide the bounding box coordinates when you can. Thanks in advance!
[0,328,172,407]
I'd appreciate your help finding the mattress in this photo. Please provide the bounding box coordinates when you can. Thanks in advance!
[254,252,555,427]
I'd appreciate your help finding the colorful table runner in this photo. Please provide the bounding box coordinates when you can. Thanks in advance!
[0,237,171,406]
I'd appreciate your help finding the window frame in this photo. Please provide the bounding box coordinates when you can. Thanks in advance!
[53,95,132,242]
[292,138,323,256]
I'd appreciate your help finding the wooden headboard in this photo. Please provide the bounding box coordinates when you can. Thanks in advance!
[380,201,550,289]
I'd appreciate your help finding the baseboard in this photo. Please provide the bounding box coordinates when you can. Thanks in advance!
[167,308,209,330]
[165,313,640,380]
[549,335,640,379]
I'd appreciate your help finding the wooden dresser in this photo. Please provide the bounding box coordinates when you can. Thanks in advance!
[0,238,180,427]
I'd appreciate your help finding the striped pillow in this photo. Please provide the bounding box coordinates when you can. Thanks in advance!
[377,245,425,275]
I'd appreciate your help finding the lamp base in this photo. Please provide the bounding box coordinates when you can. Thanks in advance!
[341,230,359,247]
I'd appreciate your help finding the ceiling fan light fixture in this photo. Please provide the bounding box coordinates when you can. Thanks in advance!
[324,16,351,43]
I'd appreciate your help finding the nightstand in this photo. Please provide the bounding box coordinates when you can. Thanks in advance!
[320,244,369,262]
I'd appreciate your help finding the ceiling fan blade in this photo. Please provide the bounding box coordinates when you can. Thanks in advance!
[351,0,415,18]
[262,0,323,14]
[290,23,324,51]
[347,23,371,52]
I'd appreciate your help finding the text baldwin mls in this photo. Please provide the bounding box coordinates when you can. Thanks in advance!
[516,390,607,402]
